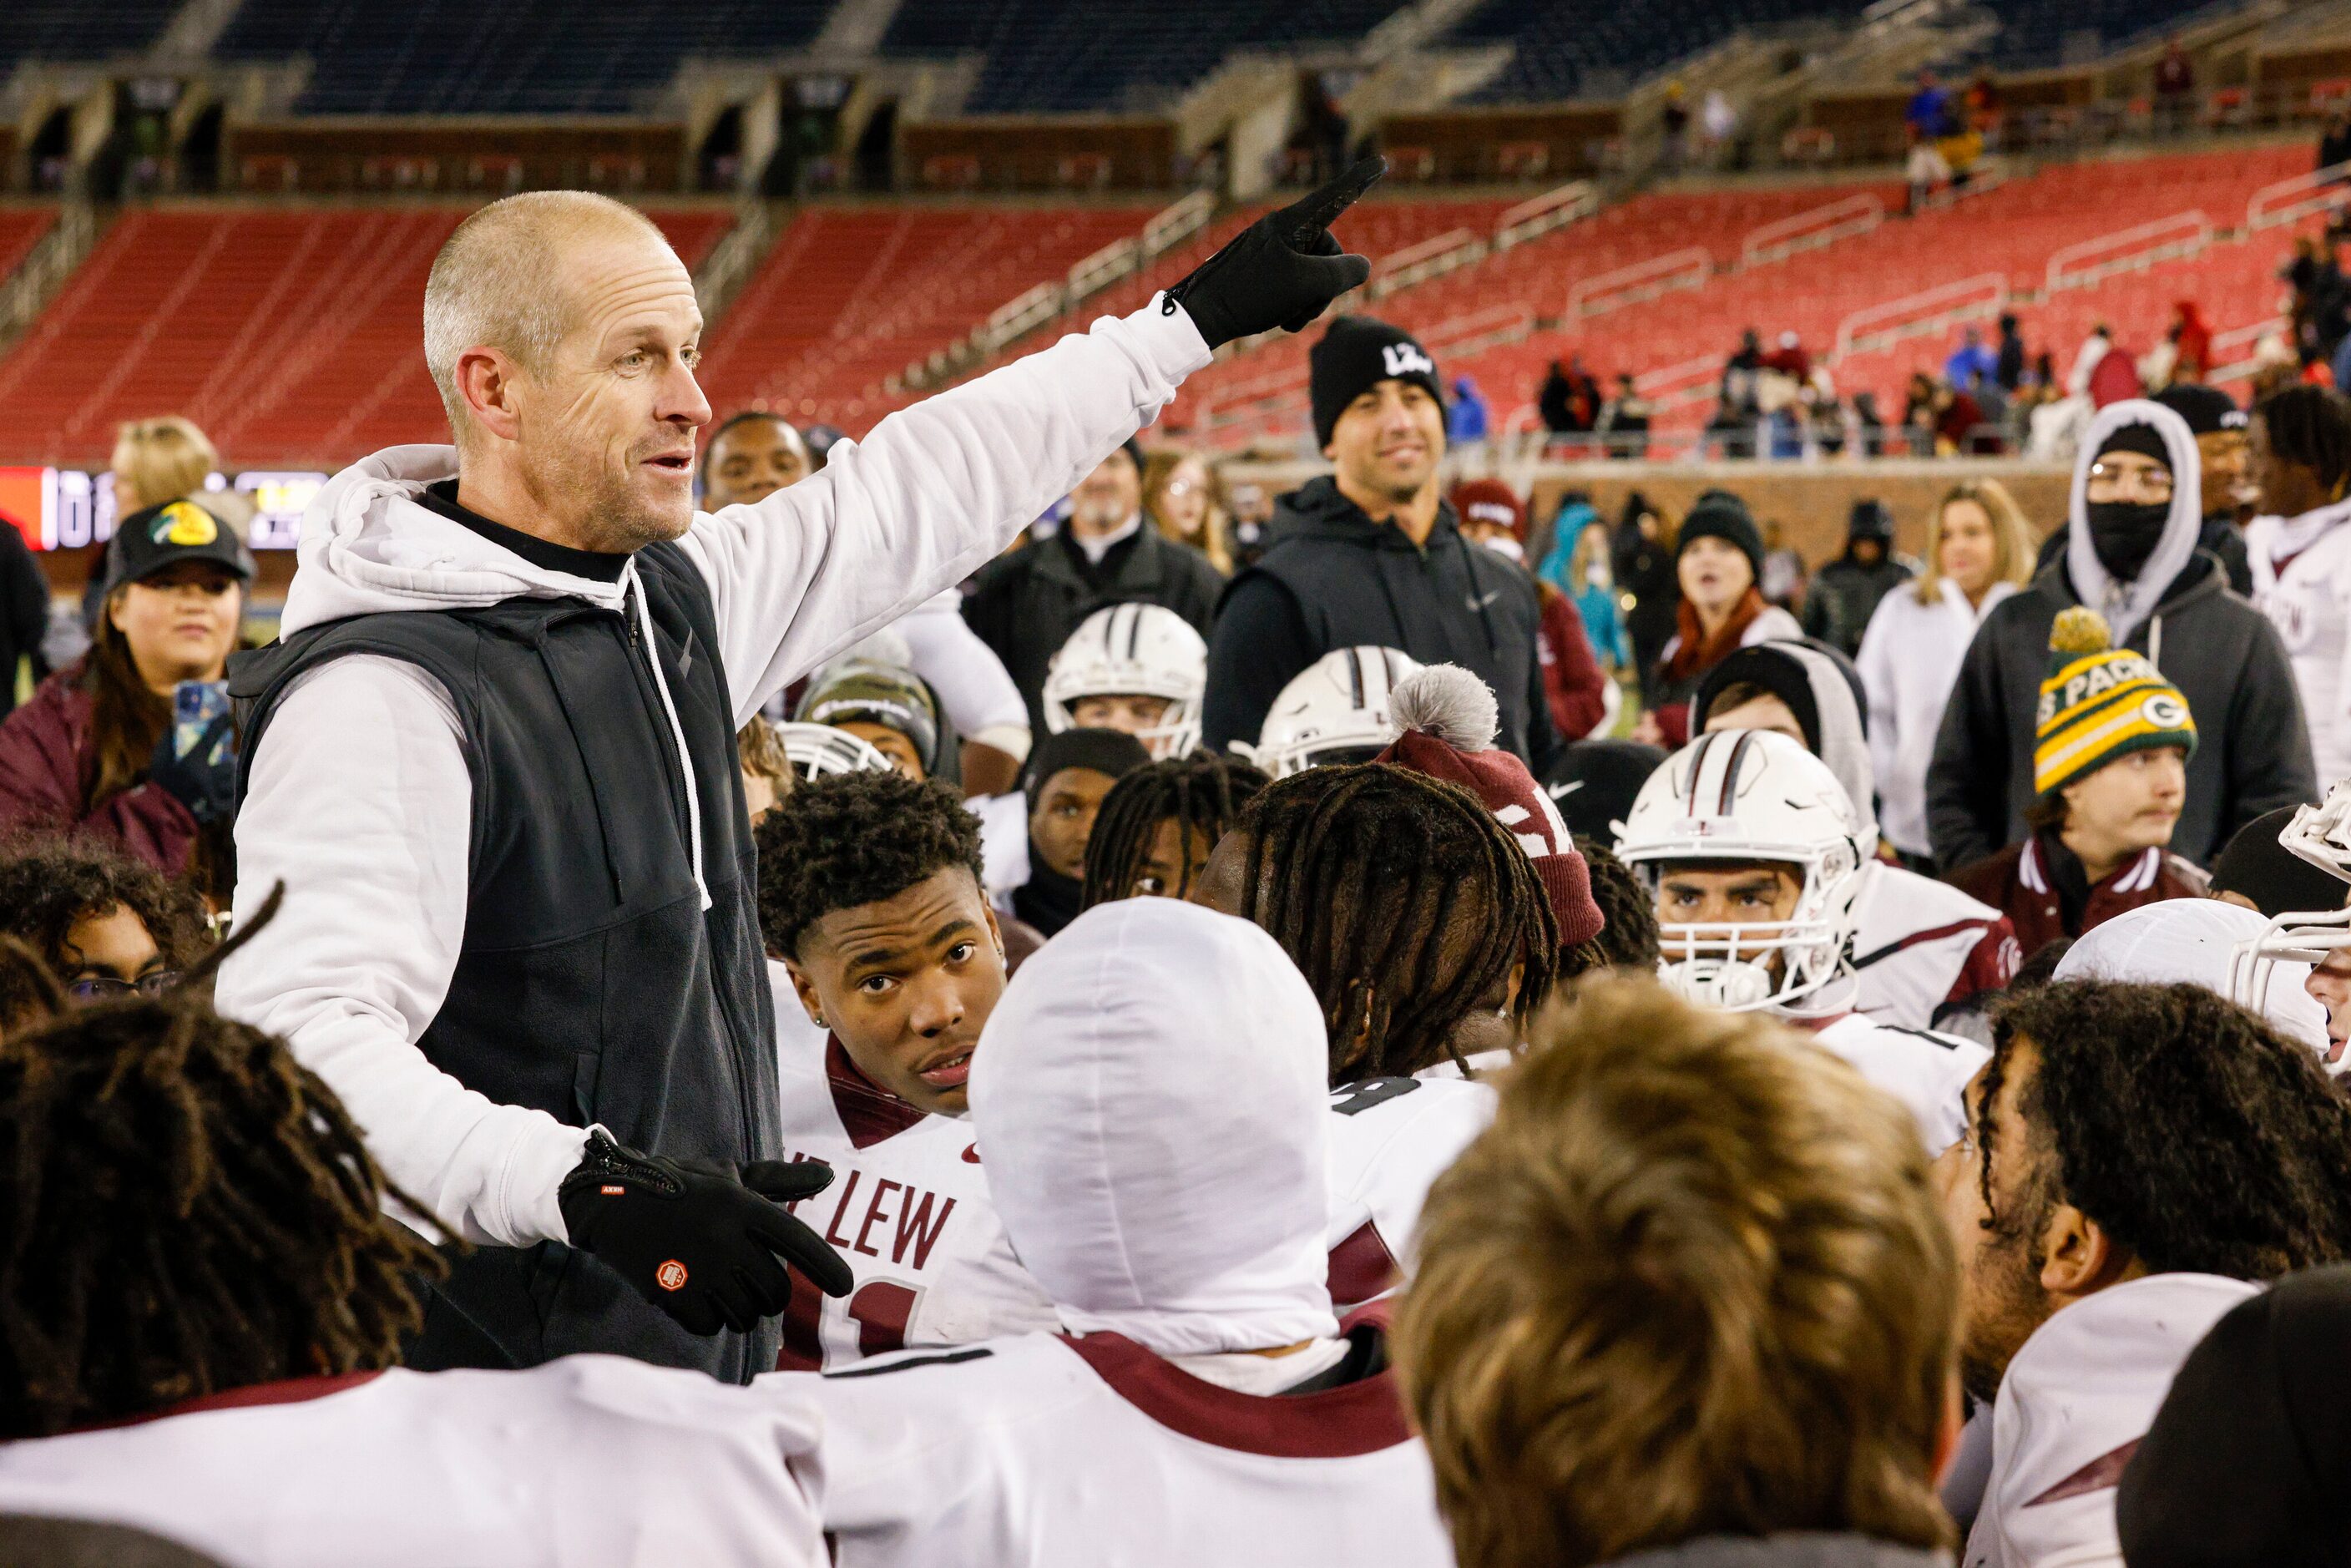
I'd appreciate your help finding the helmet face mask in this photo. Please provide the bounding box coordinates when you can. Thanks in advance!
[2230,908,2351,1075]
[1042,604,1206,759]
[1248,645,1422,776]
[1614,731,1868,1014]
[773,721,895,781]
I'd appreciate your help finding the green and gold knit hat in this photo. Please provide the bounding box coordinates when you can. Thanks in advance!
[2033,606,2197,797]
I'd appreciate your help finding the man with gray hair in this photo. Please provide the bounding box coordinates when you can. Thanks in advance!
[218,169,1382,1380]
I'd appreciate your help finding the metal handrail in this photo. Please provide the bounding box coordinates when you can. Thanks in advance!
[2044,210,2211,293]
[2248,160,2351,230]
[1834,271,2007,360]
[1739,192,1884,269]
[1567,246,1713,318]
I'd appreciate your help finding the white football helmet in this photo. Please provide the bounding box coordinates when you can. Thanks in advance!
[1246,646,1423,776]
[1614,729,1868,1014]
[2227,778,2351,1073]
[1040,603,1206,758]
[774,721,894,782]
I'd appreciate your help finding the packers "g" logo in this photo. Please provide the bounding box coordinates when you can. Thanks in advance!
[2141,693,2189,729]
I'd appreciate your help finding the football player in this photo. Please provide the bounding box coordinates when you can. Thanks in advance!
[1079,751,1271,907]
[1039,602,1207,759]
[1615,729,1989,1152]
[1244,644,1420,775]
[753,771,1059,1371]
[771,899,1453,1568]
[2227,777,2351,1065]
[0,911,830,1565]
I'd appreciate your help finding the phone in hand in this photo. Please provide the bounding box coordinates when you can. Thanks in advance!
[172,679,232,765]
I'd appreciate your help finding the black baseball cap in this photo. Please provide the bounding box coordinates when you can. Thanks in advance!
[2153,382,2248,436]
[103,499,254,596]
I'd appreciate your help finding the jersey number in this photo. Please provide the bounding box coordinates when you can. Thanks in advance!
[776,1272,922,1371]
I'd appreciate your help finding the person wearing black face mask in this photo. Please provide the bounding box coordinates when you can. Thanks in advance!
[1927,400,2314,875]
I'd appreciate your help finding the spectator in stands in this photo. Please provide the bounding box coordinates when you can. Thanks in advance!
[1141,448,1232,574]
[1939,979,2351,1567]
[1965,69,2004,149]
[0,516,44,719]
[1858,480,2036,866]
[1615,492,1681,705]
[2170,300,2213,384]
[0,832,209,1029]
[963,438,1222,731]
[1930,403,2312,873]
[0,499,250,903]
[1803,499,1913,658]
[1539,356,1600,443]
[1202,316,1561,766]
[1454,478,1607,741]
[1632,493,1801,747]
[699,412,811,507]
[2153,37,2197,134]
[1595,372,1650,458]
[1760,331,1810,382]
[1447,375,1489,448]
[2035,382,2253,594]
[1906,68,1954,142]
[1995,312,2027,392]
[1541,498,1632,676]
[1710,330,1765,457]
[1758,518,1807,611]
[2069,323,2116,397]
[1398,977,1960,1568]
[1659,80,1691,171]
[1944,326,1998,392]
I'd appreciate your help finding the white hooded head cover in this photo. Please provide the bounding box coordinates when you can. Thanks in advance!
[969,898,1339,1356]
[2053,898,2331,1054]
[2065,398,2204,649]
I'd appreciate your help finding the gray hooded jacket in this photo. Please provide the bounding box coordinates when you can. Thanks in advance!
[1926,400,2314,873]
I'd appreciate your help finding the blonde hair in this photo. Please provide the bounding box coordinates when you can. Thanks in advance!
[110,417,217,513]
[1394,975,1957,1568]
[736,716,795,795]
[422,190,671,443]
[1142,448,1232,574]
[1913,478,2035,605]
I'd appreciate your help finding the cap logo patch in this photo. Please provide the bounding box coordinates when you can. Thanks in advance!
[1383,343,1434,378]
[152,502,219,547]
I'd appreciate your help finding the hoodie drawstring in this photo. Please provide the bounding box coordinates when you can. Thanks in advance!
[627,565,711,913]
[2149,613,2163,670]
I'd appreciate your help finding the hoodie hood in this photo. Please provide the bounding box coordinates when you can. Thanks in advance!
[280,445,632,635]
[2054,899,2331,1055]
[1537,498,1601,594]
[1974,1272,2257,1568]
[2066,401,2203,647]
[1272,474,1455,551]
[968,898,1337,1356]
[1694,639,1878,847]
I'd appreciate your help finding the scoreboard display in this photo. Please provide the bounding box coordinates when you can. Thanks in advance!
[0,467,326,553]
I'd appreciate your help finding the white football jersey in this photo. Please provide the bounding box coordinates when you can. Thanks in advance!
[1324,1075,1497,1313]
[0,1356,823,1568]
[2248,511,2351,783]
[768,963,1057,1370]
[1848,861,2020,1034]
[1801,1012,1988,1156]
[775,1323,1452,1568]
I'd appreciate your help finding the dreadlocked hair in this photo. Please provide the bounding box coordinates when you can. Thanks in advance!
[1979,979,2351,1282]
[2255,383,2351,499]
[1234,763,1560,1083]
[754,770,986,960]
[0,833,210,1024]
[0,886,446,1439]
[1576,835,1662,973]
[1081,751,1270,908]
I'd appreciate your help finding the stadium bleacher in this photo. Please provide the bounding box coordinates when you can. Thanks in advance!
[215,0,834,116]
[1979,0,2217,73]
[882,0,1412,114]
[0,208,58,287]
[0,205,732,466]
[0,1,179,67]
[1452,0,1858,104]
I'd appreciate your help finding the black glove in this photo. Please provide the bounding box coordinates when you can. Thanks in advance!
[1162,157,1385,349]
[559,1131,855,1337]
[148,711,237,826]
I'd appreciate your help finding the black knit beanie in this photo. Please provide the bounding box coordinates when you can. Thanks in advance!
[2210,807,2351,918]
[1023,727,1150,807]
[1310,316,1443,448]
[1676,492,1765,583]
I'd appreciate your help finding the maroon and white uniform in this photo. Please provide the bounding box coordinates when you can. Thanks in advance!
[776,900,1450,1568]
[767,963,1056,1371]
[1849,860,2020,1034]
[1324,1073,1495,1313]
[0,1357,823,1568]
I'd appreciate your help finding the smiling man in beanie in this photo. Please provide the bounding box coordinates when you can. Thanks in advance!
[1201,316,1561,769]
[1928,398,2312,873]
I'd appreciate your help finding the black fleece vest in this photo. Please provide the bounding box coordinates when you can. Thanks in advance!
[227,542,781,1382]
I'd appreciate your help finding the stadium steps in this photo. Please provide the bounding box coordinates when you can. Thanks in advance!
[0,205,736,468]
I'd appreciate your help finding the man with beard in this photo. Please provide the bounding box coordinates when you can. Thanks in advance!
[217,169,1383,1379]
[1201,316,1559,766]
[1928,399,2312,872]
[1934,979,2351,1567]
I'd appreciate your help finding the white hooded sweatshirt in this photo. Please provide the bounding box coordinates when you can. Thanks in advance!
[776,899,1450,1568]
[214,298,1211,1249]
[2247,492,2351,784]
[1857,574,2020,859]
[1965,1273,2257,1568]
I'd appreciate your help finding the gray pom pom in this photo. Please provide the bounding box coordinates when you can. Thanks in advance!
[1388,665,1499,751]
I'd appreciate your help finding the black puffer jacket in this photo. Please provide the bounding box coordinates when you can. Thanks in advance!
[1201,477,1560,766]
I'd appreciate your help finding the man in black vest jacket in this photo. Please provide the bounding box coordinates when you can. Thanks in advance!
[216,169,1382,1381]
[1202,316,1561,766]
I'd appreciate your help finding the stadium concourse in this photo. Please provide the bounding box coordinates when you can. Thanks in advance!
[13,0,2351,1565]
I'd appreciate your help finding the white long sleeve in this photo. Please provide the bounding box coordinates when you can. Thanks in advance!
[215,656,587,1247]
[896,591,1030,754]
[675,297,1211,726]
